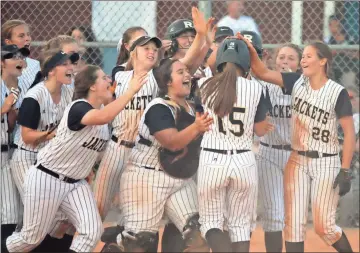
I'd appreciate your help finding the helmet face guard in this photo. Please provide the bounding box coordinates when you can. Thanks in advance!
[165,19,196,56]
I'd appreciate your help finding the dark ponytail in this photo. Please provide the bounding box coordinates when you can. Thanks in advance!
[29,71,44,89]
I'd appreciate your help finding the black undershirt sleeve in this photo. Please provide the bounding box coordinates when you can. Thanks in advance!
[67,101,94,131]
[145,104,176,135]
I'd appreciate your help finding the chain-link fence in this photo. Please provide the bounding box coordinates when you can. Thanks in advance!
[1,0,359,227]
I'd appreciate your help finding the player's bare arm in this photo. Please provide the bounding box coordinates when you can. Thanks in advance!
[81,72,147,126]
[154,111,212,152]
[254,115,275,137]
[237,32,284,87]
[179,7,208,74]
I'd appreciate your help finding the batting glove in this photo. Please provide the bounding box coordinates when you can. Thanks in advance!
[333,168,352,196]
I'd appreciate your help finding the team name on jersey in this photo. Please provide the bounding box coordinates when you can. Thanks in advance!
[293,97,329,124]
[42,121,59,132]
[268,104,291,118]
[124,95,153,110]
[82,137,107,152]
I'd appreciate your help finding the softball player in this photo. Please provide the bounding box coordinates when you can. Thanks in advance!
[112,26,148,81]
[118,58,212,252]
[93,35,162,222]
[30,35,82,87]
[241,34,355,252]
[2,20,40,92]
[1,44,29,253]
[256,43,302,252]
[198,38,272,252]
[94,7,209,224]
[5,64,147,252]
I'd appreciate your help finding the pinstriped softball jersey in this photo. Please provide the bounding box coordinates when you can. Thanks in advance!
[19,58,40,91]
[252,76,292,232]
[1,81,21,225]
[36,99,110,179]
[289,75,344,153]
[93,69,158,220]
[282,73,353,245]
[128,97,194,170]
[198,76,264,150]
[6,99,107,252]
[112,70,158,141]
[119,97,198,233]
[15,82,73,152]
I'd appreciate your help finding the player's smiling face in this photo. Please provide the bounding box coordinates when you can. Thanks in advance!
[2,53,26,77]
[93,69,112,104]
[53,59,74,85]
[168,60,191,97]
[135,41,159,69]
[6,24,31,50]
[176,31,195,50]
[301,46,327,77]
[276,46,300,73]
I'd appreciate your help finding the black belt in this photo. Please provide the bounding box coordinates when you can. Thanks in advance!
[296,150,338,159]
[143,166,162,171]
[260,142,292,151]
[1,145,8,152]
[111,135,135,148]
[203,148,250,155]
[37,164,80,184]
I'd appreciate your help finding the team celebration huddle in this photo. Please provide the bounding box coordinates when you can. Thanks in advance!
[0,3,357,253]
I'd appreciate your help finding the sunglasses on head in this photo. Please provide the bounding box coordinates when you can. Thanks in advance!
[3,52,26,60]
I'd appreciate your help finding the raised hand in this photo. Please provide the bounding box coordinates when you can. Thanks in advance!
[128,72,148,93]
[192,7,207,36]
[195,111,213,133]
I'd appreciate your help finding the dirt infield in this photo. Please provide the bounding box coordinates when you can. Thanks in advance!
[94,223,359,252]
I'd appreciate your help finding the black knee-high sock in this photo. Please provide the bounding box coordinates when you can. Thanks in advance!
[265,231,283,252]
[205,228,232,252]
[232,241,250,252]
[332,231,353,253]
[285,241,304,253]
[161,223,185,252]
[1,224,17,253]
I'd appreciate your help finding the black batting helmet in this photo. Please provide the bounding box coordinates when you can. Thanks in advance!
[165,19,196,40]
[216,38,250,74]
[241,31,263,59]
[165,19,196,57]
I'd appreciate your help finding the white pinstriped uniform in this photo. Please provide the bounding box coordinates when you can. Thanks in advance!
[255,79,292,232]
[203,66,213,78]
[19,58,40,91]
[119,98,198,233]
[197,76,263,242]
[93,70,158,220]
[6,99,109,252]
[284,75,347,245]
[10,82,74,199]
[1,82,21,225]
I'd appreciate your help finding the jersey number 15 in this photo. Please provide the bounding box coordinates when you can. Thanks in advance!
[218,107,246,137]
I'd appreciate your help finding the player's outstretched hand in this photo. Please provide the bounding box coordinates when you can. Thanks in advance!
[333,168,352,196]
[128,73,148,94]
[236,32,256,51]
[195,112,213,133]
[192,7,207,35]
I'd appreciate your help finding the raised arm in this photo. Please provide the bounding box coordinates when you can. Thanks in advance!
[81,73,147,126]
[237,33,284,87]
[179,7,207,74]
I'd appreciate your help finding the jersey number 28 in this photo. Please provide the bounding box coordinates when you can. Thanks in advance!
[218,107,246,137]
